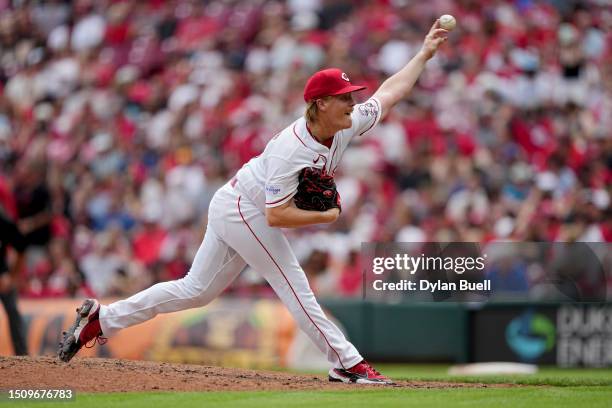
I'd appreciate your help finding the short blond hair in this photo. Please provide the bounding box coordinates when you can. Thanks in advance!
[304,96,331,124]
[305,101,318,123]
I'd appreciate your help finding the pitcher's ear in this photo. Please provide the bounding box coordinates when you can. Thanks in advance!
[316,97,331,111]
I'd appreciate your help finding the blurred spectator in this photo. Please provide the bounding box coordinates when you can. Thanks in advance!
[486,258,530,294]
[12,161,53,282]
[0,210,28,355]
[13,161,52,248]
[46,237,95,298]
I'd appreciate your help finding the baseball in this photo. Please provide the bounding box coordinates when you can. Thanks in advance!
[439,14,456,31]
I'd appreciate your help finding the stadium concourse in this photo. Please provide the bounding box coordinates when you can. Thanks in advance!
[0,0,610,301]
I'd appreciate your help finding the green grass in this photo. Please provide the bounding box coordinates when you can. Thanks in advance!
[375,364,612,387]
[11,387,612,408]
[9,365,612,407]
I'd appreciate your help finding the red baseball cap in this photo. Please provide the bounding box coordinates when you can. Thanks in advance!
[303,68,366,102]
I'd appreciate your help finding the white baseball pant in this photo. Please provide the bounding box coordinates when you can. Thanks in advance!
[98,181,363,369]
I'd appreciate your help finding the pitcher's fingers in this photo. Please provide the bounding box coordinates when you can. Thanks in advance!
[434,37,447,46]
[429,19,440,32]
[431,28,449,37]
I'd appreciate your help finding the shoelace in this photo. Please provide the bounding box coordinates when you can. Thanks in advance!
[85,335,108,349]
[363,361,382,377]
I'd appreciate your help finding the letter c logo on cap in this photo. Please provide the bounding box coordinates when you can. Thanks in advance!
[341,72,350,82]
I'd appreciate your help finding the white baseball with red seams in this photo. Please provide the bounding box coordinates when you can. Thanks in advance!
[439,14,456,31]
[97,97,382,370]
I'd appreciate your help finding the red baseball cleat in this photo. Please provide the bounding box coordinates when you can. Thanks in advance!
[58,299,107,362]
[328,360,394,384]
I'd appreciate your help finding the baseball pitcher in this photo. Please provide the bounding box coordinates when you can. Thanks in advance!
[59,20,448,384]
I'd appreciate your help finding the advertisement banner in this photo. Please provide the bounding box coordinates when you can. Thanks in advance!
[556,304,612,367]
[471,305,558,364]
[471,304,612,367]
[0,298,301,368]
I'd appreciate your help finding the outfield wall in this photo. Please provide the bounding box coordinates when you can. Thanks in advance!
[0,298,300,368]
[1,299,610,368]
[319,299,470,363]
[321,300,612,368]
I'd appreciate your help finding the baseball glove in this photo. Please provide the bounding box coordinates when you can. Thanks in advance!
[293,167,341,212]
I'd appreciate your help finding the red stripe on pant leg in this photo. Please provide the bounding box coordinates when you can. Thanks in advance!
[237,196,347,369]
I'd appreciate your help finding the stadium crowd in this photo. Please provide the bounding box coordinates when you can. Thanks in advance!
[0,0,610,300]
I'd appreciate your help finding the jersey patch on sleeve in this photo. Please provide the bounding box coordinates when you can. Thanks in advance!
[266,185,282,195]
[358,100,379,118]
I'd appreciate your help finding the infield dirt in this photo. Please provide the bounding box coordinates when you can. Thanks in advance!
[0,356,517,392]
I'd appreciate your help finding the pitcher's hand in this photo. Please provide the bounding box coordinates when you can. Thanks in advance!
[420,19,449,60]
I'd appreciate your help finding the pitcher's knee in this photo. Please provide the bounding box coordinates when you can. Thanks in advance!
[176,274,207,299]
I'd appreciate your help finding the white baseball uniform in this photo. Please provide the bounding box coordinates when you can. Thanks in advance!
[98,97,382,370]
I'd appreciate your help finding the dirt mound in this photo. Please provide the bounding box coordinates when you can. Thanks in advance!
[0,356,511,392]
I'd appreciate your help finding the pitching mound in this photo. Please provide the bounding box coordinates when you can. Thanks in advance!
[1,357,513,392]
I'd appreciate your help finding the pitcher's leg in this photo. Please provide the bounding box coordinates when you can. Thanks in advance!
[99,225,246,336]
[222,197,362,369]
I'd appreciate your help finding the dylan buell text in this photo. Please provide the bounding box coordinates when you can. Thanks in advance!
[372,279,491,292]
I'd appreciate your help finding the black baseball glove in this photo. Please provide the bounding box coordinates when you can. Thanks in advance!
[293,167,341,212]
